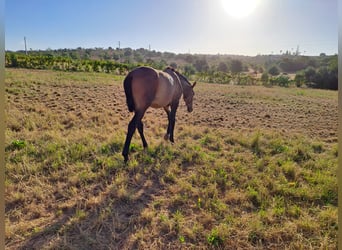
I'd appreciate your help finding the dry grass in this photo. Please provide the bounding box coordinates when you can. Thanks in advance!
[5,68,337,249]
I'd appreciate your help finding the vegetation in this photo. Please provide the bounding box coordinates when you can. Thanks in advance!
[5,68,337,249]
[5,47,338,89]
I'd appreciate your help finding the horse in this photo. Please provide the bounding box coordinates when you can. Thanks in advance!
[122,66,196,162]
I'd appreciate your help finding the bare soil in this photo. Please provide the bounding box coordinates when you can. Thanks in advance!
[9,77,337,142]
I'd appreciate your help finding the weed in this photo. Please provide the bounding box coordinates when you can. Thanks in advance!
[312,142,324,153]
[75,209,87,220]
[295,90,305,96]
[273,196,286,217]
[269,138,288,155]
[248,230,264,246]
[207,228,223,246]
[290,146,311,163]
[282,161,297,181]
[287,205,301,218]
[7,139,26,151]
[247,186,261,208]
[251,132,262,155]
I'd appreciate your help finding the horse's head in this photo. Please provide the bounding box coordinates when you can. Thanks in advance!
[171,69,197,113]
[184,81,196,112]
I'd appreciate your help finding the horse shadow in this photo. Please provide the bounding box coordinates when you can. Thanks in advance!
[17,145,172,250]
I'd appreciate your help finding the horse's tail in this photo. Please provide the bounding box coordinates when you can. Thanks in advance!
[123,74,135,112]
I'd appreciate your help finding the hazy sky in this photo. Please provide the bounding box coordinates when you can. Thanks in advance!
[5,0,338,56]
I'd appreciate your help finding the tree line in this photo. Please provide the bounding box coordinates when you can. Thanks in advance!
[5,48,337,90]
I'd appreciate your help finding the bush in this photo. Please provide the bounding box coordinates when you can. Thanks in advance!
[274,75,291,87]
[268,65,280,76]
[261,72,269,86]
[294,72,305,87]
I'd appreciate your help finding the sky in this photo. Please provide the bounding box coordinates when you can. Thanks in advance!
[5,0,338,56]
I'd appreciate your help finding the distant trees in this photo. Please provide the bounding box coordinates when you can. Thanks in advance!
[295,55,337,90]
[279,57,306,72]
[4,48,338,90]
[5,52,133,74]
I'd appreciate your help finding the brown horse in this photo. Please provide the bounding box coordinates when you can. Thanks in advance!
[122,66,196,162]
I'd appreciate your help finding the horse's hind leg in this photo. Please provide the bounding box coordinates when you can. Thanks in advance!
[122,111,145,162]
[137,121,148,148]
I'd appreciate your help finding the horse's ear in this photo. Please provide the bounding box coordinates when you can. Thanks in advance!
[192,81,197,88]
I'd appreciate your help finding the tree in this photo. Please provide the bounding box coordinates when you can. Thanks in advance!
[261,72,269,85]
[304,66,316,83]
[193,57,209,72]
[294,72,305,87]
[9,53,18,67]
[183,64,196,77]
[230,59,243,84]
[230,60,243,74]
[274,75,290,87]
[268,65,280,76]
[217,62,228,72]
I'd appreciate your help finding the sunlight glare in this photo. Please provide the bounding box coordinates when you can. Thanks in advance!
[221,0,260,19]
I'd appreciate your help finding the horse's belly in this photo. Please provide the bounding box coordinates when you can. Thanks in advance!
[151,96,171,108]
[150,103,163,108]
[151,77,175,108]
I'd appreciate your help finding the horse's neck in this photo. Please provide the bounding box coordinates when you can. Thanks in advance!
[165,69,183,91]
[178,75,191,96]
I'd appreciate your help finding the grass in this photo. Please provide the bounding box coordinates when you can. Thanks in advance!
[4,68,337,249]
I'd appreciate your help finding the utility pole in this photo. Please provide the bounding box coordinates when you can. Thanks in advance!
[24,36,27,55]
[295,45,300,56]
[118,41,121,62]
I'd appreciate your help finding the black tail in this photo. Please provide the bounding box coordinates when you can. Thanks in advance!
[123,74,135,112]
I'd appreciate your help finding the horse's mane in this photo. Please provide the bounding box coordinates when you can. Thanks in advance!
[165,66,176,73]
[165,66,191,86]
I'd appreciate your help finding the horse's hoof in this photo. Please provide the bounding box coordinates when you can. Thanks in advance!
[164,134,169,140]
[123,154,129,163]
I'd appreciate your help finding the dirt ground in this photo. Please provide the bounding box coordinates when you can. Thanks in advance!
[10,78,337,142]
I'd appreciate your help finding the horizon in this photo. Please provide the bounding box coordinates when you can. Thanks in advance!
[5,0,338,57]
[5,46,338,58]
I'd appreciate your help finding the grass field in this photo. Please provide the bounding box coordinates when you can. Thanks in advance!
[5,68,337,249]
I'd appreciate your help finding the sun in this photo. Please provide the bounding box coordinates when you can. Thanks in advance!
[221,0,260,19]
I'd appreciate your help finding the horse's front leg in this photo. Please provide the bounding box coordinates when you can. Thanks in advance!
[169,104,179,143]
[163,107,171,140]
